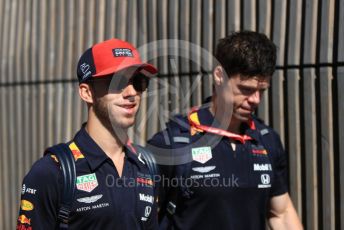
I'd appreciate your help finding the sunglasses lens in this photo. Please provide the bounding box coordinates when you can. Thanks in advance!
[132,74,149,92]
[116,77,129,91]
[96,73,150,93]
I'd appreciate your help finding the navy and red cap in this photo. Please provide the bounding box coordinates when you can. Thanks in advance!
[77,38,158,83]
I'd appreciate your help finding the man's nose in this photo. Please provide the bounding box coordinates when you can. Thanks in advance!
[248,91,261,105]
[121,83,138,97]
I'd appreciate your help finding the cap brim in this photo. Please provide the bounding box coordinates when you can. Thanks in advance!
[92,63,157,78]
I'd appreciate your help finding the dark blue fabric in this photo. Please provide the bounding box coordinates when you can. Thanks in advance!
[17,125,158,230]
[148,107,288,230]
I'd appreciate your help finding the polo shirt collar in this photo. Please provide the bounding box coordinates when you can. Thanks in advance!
[73,124,143,171]
[197,106,260,142]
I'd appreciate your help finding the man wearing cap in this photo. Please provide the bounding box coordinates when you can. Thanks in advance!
[148,31,303,229]
[17,39,158,229]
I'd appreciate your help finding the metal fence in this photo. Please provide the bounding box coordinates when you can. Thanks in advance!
[0,0,343,229]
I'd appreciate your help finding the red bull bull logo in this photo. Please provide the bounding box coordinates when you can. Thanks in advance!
[69,142,85,161]
[17,215,32,230]
[18,215,31,225]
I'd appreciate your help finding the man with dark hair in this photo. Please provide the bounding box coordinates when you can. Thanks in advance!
[17,39,158,229]
[148,31,303,229]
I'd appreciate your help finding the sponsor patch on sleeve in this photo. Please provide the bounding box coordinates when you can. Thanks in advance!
[20,200,34,211]
[17,214,32,229]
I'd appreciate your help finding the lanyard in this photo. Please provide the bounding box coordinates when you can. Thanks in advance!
[187,107,255,144]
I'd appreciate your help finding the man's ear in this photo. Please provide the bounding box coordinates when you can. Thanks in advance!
[79,83,94,104]
[213,65,226,86]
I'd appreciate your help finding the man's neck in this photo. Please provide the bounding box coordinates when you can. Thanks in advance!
[227,118,242,134]
[210,96,242,134]
[85,115,127,159]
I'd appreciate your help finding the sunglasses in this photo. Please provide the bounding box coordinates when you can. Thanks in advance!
[89,73,150,93]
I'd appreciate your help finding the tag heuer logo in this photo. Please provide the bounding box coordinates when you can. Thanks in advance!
[192,147,212,164]
[76,173,98,192]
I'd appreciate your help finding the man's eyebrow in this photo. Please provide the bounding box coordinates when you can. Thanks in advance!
[239,83,260,88]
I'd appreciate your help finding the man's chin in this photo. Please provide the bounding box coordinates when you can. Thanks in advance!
[233,113,252,122]
[113,119,136,129]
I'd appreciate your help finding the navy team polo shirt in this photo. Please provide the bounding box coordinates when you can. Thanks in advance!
[17,125,158,230]
[148,107,288,230]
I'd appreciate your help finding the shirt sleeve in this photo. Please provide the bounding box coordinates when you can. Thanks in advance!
[17,155,62,230]
[147,130,175,223]
[269,130,289,197]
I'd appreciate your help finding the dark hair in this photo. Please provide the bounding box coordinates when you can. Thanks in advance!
[214,31,277,78]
